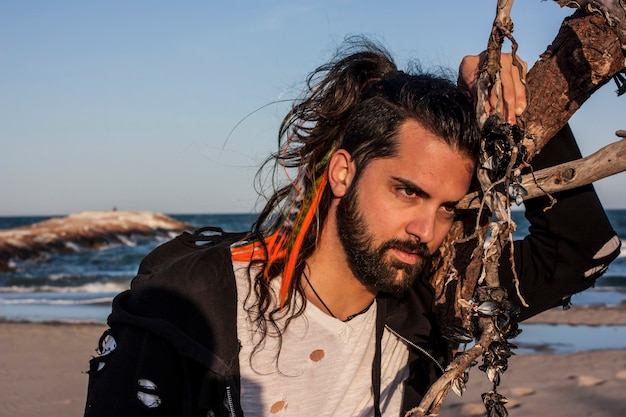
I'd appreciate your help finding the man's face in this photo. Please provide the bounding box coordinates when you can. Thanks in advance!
[335,119,474,294]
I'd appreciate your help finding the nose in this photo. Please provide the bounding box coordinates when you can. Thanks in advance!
[406,208,437,245]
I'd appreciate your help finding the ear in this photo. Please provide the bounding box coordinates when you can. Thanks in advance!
[328,149,355,198]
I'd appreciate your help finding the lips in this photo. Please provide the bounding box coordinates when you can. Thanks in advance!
[390,247,421,265]
[383,239,430,266]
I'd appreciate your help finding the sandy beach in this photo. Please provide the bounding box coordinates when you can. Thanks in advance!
[0,321,107,417]
[1,305,625,417]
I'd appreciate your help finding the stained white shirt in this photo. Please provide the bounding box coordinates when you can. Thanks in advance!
[234,262,410,417]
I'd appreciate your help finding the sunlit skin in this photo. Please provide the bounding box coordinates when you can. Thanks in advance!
[304,119,476,320]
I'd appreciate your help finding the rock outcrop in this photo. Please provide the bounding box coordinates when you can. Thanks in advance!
[0,211,190,272]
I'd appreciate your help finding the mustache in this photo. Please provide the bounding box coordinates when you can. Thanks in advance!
[380,238,430,259]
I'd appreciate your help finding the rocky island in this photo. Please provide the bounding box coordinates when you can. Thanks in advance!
[0,211,190,272]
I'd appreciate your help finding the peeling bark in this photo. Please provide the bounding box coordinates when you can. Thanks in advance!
[522,8,625,157]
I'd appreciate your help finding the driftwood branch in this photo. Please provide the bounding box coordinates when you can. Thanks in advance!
[521,7,625,156]
[475,0,516,127]
[430,0,626,341]
[459,134,626,209]
[411,1,626,416]
[555,0,626,48]
[407,1,521,416]
[406,319,497,417]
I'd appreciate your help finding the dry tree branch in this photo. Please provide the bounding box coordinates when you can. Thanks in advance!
[411,1,625,416]
[459,133,626,209]
[521,4,625,155]
[406,1,520,416]
[429,0,626,344]
[555,0,626,48]
[404,319,498,417]
[434,0,626,328]
[475,0,516,128]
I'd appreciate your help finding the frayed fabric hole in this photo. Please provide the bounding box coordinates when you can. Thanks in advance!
[137,379,161,408]
[138,378,158,390]
[137,391,162,408]
[594,235,620,259]
[100,335,117,356]
[584,264,608,278]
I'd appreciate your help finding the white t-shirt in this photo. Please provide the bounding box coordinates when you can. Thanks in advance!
[234,262,410,417]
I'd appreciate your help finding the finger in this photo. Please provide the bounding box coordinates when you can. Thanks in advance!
[512,58,528,117]
[458,55,481,93]
[460,53,492,117]
[500,54,517,123]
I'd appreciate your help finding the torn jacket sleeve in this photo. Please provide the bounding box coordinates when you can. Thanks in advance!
[498,124,621,321]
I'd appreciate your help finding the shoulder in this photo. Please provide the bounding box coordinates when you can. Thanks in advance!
[121,228,251,324]
[132,227,248,290]
[111,228,251,353]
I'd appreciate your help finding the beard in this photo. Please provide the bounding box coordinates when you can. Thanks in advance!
[335,181,431,295]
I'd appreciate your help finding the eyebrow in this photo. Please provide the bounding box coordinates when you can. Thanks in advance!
[391,176,461,207]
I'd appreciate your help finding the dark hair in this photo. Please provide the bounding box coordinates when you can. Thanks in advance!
[243,37,480,355]
[343,69,480,174]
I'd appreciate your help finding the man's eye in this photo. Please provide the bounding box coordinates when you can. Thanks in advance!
[400,188,417,197]
[441,205,457,215]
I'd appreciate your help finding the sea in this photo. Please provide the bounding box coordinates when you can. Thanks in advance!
[1,211,625,353]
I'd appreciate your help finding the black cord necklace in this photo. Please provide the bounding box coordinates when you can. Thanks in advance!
[302,270,374,322]
[303,270,337,319]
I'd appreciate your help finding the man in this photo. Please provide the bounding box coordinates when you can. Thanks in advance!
[84,39,620,417]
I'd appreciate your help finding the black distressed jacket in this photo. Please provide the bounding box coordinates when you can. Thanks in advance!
[84,126,620,417]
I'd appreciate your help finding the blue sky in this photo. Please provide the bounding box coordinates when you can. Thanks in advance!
[1,1,624,216]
